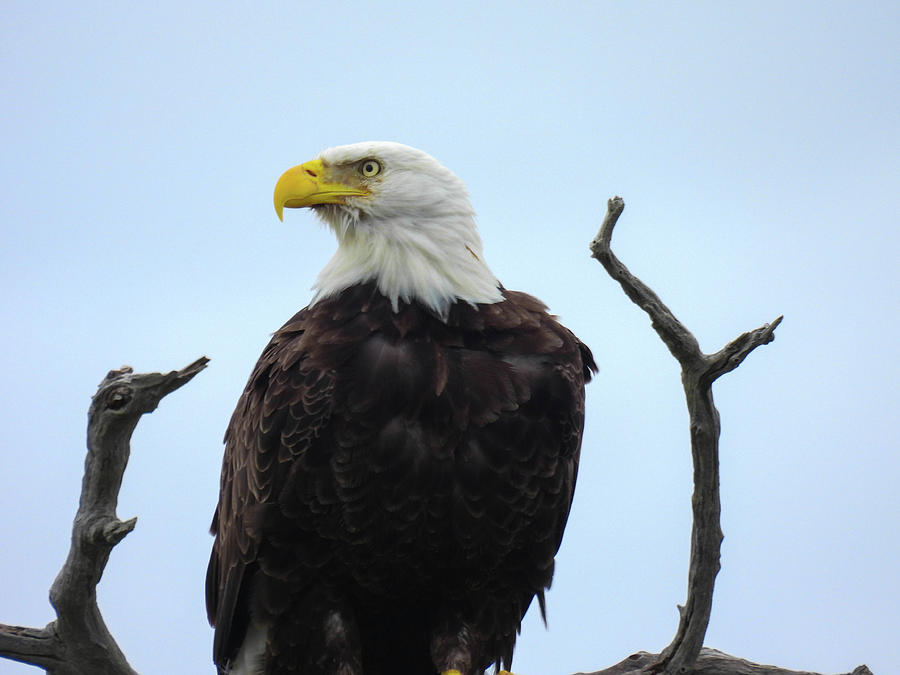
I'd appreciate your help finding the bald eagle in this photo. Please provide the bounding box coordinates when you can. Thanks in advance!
[206,142,596,675]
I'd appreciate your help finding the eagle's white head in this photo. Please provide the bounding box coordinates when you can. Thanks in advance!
[273,142,503,319]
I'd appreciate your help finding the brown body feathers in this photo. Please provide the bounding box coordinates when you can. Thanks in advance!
[207,282,595,674]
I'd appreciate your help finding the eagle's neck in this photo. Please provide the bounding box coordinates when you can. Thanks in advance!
[311,208,503,320]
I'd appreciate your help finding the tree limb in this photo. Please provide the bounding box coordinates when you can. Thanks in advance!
[0,357,208,674]
[589,197,703,368]
[590,197,794,674]
[575,648,873,675]
[587,198,869,674]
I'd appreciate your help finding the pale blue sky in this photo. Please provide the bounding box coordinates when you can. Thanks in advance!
[1,2,897,674]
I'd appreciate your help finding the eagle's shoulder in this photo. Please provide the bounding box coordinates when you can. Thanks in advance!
[471,288,597,379]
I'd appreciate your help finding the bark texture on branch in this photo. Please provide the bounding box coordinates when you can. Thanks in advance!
[576,648,872,675]
[587,198,865,675]
[0,357,208,674]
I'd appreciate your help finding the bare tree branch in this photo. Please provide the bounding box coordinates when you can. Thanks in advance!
[589,197,703,368]
[590,197,788,674]
[0,358,209,674]
[704,319,783,385]
[575,648,873,675]
[0,624,61,671]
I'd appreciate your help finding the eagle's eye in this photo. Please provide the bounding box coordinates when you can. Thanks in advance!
[359,159,382,178]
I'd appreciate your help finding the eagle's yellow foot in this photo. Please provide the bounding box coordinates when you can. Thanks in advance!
[441,671,463,675]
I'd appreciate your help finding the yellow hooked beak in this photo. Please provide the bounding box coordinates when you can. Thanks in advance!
[273,159,368,221]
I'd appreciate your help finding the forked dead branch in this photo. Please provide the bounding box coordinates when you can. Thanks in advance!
[0,358,208,675]
[584,197,862,675]
[0,203,870,674]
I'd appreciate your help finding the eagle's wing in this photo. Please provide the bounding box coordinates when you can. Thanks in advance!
[205,308,333,667]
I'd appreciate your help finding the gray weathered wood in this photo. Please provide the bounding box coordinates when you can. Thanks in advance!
[587,198,862,675]
[575,648,872,675]
[0,358,208,674]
